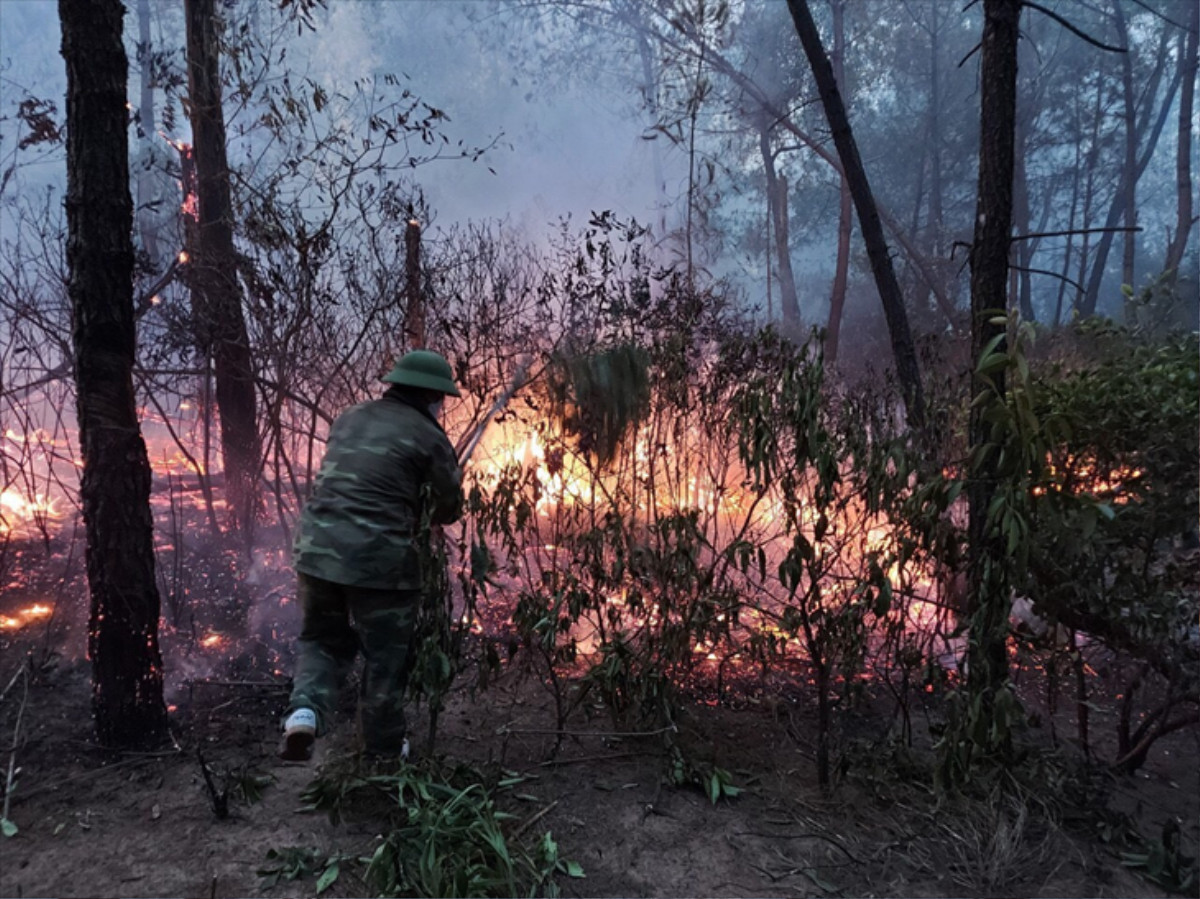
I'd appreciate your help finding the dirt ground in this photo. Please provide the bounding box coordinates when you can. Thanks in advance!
[0,540,1196,899]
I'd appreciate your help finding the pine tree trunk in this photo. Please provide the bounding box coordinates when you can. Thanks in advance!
[1115,1,1138,321]
[1165,4,1197,277]
[786,0,924,429]
[184,0,261,539]
[966,0,1020,705]
[826,0,851,365]
[59,0,169,749]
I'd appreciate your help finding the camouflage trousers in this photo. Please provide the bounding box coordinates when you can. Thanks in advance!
[285,572,421,755]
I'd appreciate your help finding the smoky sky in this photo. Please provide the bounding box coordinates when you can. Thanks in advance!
[0,1,684,240]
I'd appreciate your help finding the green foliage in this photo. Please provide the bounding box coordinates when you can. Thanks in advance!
[547,342,651,466]
[729,329,923,789]
[231,767,274,804]
[1123,820,1197,895]
[1023,323,1199,666]
[666,746,743,804]
[291,756,581,898]
[935,317,1199,783]
[258,846,345,891]
[936,313,1049,785]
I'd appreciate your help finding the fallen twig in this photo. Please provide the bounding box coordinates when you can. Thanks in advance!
[196,748,229,820]
[184,679,288,690]
[536,750,656,768]
[496,723,676,739]
[733,829,863,864]
[9,756,157,805]
[1,664,30,828]
[0,660,29,706]
[511,799,559,839]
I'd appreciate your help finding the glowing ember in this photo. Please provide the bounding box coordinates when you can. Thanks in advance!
[200,633,225,649]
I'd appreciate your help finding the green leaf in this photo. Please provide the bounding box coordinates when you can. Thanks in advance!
[316,861,339,894]
[561,860,586,878]
[1,818,17,838]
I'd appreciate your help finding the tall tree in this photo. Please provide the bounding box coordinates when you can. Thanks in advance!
[1114,0,1138,319]
[1077,17,1179,317]
[1164,1,1198,279]
[965,0,1020,722]
[59,0,170,748]
[824,0,852,364]
[757,111,802,329]
[184,0,261,539]
[786,0,924,429]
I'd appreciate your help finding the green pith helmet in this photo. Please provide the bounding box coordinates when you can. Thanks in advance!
[381,349,461,397]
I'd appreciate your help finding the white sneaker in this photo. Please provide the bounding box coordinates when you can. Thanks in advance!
[279,708,317,761]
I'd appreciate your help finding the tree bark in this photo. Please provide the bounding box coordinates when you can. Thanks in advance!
[758,117,801,330]
[825,0,851,365]
[786,0,924,429]
[405,218,425,349]
[59,0,169,748]
[1115,1,1138,321]
[966,0,1020,704]
[1165,3,1198,277]
[184,0,261,539]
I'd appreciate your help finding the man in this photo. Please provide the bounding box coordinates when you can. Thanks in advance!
[280,349,464,761]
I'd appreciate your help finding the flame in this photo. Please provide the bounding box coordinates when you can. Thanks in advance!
[0,489,63,537]
[200,633,225,649]
[1035,454,1144,504]
[0,603,54,630]
[157,131,191,153]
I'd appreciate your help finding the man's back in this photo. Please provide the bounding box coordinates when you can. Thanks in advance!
[293,392,462,589]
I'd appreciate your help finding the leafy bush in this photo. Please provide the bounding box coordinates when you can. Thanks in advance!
[1021,323,1199,769]
[288,756,582,898]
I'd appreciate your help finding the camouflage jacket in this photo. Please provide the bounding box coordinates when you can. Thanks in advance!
[293,390,463,589]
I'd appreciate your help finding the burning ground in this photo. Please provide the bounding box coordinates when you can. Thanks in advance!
[1,420,1198,897]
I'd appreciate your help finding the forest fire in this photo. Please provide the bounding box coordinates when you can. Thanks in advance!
[2,3,1195,895]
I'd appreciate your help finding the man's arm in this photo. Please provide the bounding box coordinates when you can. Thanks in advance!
[425,437,464,525]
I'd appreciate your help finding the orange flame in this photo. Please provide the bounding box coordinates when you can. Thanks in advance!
[0,489,62,537]
[0,603,54,630]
